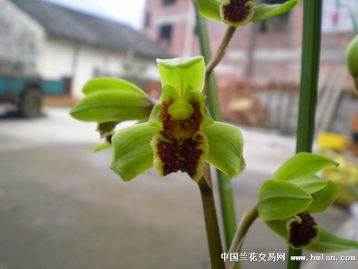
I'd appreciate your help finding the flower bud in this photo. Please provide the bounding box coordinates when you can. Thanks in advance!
[345,35,358,90]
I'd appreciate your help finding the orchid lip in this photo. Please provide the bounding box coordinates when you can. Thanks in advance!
[222,0,254,24]
[288,214,318,248]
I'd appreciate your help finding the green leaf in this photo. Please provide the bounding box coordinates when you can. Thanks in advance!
[157,56,205,99]
[70,90,152,123]
[307,228,358,253]
[111,123,159,181]
[195,0,221,22]
[93,142,111,152]
[258,180,313,221]
[307,181,340,213]
[289,175,328,194]
[82,77,146,96]
[271,153,338,180]
[202,121,245,178]
[251,0,298,23]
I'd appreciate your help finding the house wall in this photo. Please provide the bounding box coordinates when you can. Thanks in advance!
[142,0,301,86]
[39,37,159,98]
[0,0,159,98]
[142,0,357,87]
[0,0,45,73]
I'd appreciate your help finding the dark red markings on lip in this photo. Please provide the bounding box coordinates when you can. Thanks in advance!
[156,100,204,178]
[157,133,203,178]
[222,0,252,23]
[289,214,318,248]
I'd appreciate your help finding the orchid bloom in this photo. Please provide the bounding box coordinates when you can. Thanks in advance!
[110,56,245,181]
[70,56,245,181]
[195,0,298,26]
[258,153,358,252]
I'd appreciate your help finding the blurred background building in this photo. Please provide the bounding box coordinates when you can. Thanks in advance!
[142,0,355,83]
[142,0,358,136]
[0,0,169,98]
[0,1,357,268]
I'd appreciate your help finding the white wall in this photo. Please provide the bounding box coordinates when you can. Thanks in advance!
[39,37,159,97]
[0,0,45,73]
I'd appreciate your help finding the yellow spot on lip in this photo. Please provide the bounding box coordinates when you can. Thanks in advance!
[168,99,194,120]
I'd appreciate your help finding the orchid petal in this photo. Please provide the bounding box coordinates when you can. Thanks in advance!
[271,153,338,181]
[203,122,245,178]
[157,57,205,99]
[82,77,146,96]
[258,180,313,221]
[251,0,298,23]
[111,123,159,181]
[70,90,152,123]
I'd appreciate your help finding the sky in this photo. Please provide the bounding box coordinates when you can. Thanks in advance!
[41,0,146,29]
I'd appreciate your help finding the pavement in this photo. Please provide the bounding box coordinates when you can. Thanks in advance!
[0,107,356,269]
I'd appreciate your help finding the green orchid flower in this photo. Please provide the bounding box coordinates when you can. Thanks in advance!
[110,56,245,181]
[70,77,155,150]
[195,0,298,27]
[258,153,358,252]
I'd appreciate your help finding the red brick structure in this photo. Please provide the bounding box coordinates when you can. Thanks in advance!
[142,0,356,88]
[142,0,357,133]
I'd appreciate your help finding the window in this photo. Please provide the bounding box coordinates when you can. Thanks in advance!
[144,12,151,28]
[158,24,173,45]
[162,0,176,6]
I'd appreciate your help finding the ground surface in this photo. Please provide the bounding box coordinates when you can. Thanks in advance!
[0,107,356,269]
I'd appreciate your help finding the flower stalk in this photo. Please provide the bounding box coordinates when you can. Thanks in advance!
[194,2,238,251]
[206,26,237,77]
[198,179,225,269]
[226,205,258,269]
[289,0,323,268]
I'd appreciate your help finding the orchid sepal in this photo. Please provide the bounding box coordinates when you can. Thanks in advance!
[258,153,358,252]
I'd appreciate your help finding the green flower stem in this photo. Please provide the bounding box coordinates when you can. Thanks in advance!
[226,205,258,269]
[206,26,237,77]
[194,2,238,250]
[288,0,323,268]
[198,179,225,269]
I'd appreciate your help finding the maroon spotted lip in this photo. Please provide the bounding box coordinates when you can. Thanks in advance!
[155,100,205,179]
[222,0,253,24]
[289,214,318,248]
